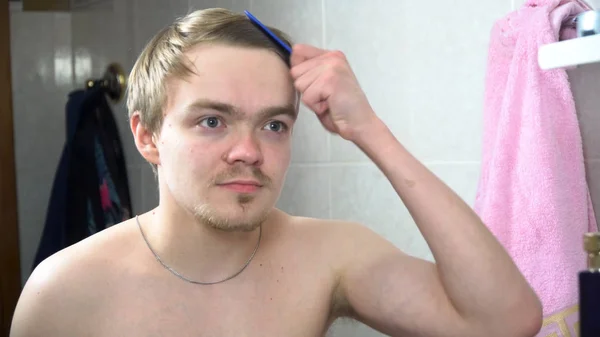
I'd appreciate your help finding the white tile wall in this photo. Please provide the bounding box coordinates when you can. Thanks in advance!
[189,0,249,14]
[132,0,190,58]
[276,165,330,218]
[9,0,600,335]
[10,10,74,284]
[405,0,509,162]
[329,163,429,259]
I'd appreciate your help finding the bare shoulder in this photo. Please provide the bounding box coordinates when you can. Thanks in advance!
[10,218,140,337]
[281,213,407,318]
[283,213,399,260]
[282,214,402,275]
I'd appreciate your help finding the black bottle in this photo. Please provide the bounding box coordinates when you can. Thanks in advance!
[579,232,600,337]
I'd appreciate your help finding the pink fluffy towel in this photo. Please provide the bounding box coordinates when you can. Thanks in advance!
[474,0,597,333]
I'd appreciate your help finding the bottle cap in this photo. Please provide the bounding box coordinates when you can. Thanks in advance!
[584,232,600,253]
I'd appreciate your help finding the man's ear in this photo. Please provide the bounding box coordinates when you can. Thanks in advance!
[130,111,160,166]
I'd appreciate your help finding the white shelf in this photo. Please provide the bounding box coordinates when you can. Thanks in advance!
[538,34,600,70]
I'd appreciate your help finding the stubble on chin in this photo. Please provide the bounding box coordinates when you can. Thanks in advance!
[192,195,268,233]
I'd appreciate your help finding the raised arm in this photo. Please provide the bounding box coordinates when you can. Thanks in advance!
[290,44,543,337]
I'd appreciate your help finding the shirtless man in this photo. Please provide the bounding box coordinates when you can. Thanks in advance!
[10,8,542,337]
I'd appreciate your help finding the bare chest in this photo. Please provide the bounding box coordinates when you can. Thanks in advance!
[89,269,335,337]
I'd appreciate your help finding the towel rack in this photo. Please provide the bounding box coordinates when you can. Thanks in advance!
[538,11,600,70]
[86,63,127,103]
[538,33,600,69]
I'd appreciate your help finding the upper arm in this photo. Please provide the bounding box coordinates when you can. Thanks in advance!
[10,252,93,337]
[10,257,67,337]
[333,222,469,337]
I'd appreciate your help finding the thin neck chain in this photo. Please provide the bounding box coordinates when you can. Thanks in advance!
[136,215,262,285]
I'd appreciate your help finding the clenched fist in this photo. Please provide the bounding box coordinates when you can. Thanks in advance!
[290,44,379,142]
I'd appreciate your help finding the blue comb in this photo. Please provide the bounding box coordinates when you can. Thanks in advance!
[244,10,292,55]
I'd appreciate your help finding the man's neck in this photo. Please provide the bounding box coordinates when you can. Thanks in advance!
[138,203,264,284]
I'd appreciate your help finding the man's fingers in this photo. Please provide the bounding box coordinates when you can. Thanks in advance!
[301,77,331,116]
[293,64,327,93]
[290,44,327,67]
[290,51,334,80]
[317,112,338,133]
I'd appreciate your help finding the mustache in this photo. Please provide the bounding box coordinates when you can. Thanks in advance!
[212,165,272,186]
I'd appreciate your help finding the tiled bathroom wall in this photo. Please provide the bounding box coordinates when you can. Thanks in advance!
[10,8,74,286]
[9,0,600,336]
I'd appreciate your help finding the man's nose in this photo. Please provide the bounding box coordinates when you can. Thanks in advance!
[224,132,263,166]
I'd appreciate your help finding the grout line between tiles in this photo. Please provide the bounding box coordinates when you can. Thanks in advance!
[290,160,481,168]
[326,134,332,162]
[425,160,481,166]
[291,162,372,168]
[322,0,331,163]
[321,0,326,48]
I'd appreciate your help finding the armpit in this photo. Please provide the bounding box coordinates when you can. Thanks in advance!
[329,273,357,321]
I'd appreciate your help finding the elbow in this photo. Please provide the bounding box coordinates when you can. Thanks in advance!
[477,290,543,337]
[500,292,543,337]
[519,287,543,336]
[515,300,543,337]
[528,304,544,337]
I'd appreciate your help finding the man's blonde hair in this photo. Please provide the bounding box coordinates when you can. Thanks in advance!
[127,7,293,137]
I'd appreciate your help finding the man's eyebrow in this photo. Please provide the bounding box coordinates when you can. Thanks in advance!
[256,105,298,121]
[184,99,297,121]
[183,99,241,117]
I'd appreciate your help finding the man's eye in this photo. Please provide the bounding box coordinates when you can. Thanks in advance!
[200,117,222,128]
[264,121,287,132]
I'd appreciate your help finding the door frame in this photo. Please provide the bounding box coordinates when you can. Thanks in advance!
[1,2,23,335]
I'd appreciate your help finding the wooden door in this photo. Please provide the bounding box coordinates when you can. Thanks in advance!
[0,2,22,336]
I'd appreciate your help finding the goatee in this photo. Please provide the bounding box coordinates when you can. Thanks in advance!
[192,202,270,233]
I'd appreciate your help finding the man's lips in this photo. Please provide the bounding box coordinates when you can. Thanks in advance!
[217,180,263,193]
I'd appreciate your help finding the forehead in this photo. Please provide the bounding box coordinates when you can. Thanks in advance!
[165,44,297,115]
